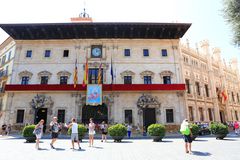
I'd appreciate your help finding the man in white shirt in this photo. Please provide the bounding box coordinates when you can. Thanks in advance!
[66,118,81,150]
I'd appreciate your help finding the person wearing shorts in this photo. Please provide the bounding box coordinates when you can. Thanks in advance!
[50,117,60,149]
[66,118,81,150]
[180,119,192,154]
[100,121,108,142]
[88,118,95,147]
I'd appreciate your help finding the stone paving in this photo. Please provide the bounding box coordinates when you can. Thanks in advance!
[0,134,240,160]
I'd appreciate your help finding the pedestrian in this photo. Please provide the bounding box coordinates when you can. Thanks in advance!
[34,119,44,150]
[49,117,61,149]
[234,121,239,135]
[1,123,7,136]
[6,124,11,136]
[180,119,192,154]
[127,124,132,138]
[88,118,95,147]
[66,118,81,150]
[100,121,108,142]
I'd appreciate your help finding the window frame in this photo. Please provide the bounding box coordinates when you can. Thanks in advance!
[166,109,174,123]
[21,76,29,85]
[144,76,152,84]
[161,49,168,57]
[124,49,131,57]
[16,109,24,123]
[44,50,51,58]
[57,109,65,123]
[124,109,133,124]
[143,49,149,57]
[163,76,171,84]
[26,50,32,58]
[60,76,68,84]
[40,76,49,84]
[63,50,69,58]
[124,76,132,84]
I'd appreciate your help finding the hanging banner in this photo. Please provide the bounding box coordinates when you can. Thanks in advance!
[86,84,102,105]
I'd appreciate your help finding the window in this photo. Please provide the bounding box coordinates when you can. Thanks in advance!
[16,110,24,123]
[88,68,103,84]
[26,50,32,58]
[124,49,130,56]
[166,109,174,123]
[235,111,239,121]
[60,76,68,84]
[124,76,132,84]
[195,82,200,95]
[21,76,29,85]
[232,92,235,102]
[163,76,171,84]
[63,50,69,57]
[40,76,48,84]
[143,49,149,57]
[1,55,6,65]
[185,79,191,94]
[44,50,51,57]
[188,106,194,121]
[124,110,132,124]
[199,107,204,121]
[205,84,209,97]
[57,110,65,123]
[144,76,152,84]
[8,51,11,61]
[161,49,168,57]
[208,108,213,121]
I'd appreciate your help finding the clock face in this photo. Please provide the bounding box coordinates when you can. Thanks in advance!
[91,46,102,58]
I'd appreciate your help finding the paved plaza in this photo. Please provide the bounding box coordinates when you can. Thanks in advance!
[0,134,240,160]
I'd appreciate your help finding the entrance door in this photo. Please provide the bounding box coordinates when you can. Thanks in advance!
[82,103,108,124]
[220,111,225,123]
[143,108,156,131]
[36,108,48,133]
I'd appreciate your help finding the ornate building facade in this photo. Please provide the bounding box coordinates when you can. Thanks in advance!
[0,22,190,131]
[181,40,240,123]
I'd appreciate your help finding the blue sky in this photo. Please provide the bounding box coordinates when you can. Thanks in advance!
[0,0,239,64]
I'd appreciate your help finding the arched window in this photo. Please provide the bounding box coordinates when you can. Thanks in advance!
[120,70,135,84]
[18,70,33,85]
[159,71,174,84]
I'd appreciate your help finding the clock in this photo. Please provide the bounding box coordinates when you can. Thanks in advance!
[91,45,102,58]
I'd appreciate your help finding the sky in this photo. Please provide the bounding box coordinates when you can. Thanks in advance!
[0,0,239,65]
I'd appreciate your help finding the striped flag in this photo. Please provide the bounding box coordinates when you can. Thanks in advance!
[97,63,102,85]
[82,56,88,87]
[73,59,78,88]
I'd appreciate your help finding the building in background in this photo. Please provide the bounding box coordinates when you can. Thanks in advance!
[0,37,15,123]
[181,40,240,123]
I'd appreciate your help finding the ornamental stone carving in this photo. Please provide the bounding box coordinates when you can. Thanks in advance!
[159,71,174,78]
[57,70,71,79]
[137,94,161,110]
[84,62,109,70]
[37,70,52,79]
[140,70,155,79]
[18,70,33,79]
[29,94,54,115]
[120,70,135,78]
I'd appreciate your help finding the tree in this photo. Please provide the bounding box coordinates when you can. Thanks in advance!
[223,0,240,46]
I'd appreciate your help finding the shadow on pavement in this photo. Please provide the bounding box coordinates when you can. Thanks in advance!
[192,151,211,156]
[54,148,66,151]
[38,148,49,151]
[92,146,103,149]
[221,138,238,141]
[109,140,133,143]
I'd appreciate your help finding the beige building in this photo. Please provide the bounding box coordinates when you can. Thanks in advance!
[181,40,240,123]
[0,22,190,131]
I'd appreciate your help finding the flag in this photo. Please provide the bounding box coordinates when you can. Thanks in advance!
[110,57,114,84]
[82,56,88,87]
[221,89,228,103]
[97,63,102,85]
[73,59,78,88]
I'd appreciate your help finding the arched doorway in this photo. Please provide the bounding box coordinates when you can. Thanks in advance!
[137,94,161,131]
[82,103,108,124]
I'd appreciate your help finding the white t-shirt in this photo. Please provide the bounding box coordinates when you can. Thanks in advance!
[71,123,78,134]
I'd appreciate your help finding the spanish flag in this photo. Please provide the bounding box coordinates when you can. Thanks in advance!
[97,63,102,85]
[221,89,228,103]
[73,59,78,88]
[82,57,88,87]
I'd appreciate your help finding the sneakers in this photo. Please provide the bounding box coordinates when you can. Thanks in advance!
[50,143,55,149]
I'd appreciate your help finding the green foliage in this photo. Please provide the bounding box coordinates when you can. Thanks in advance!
[108,124,127,137]
[223,0,240,45]
[210,122,229,135]
[67,124,87,137]
[22,125,35,137]
[147,124,166,137]
[190,124,200,136]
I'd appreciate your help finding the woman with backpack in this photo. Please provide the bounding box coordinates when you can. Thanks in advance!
[180,119,192,154]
